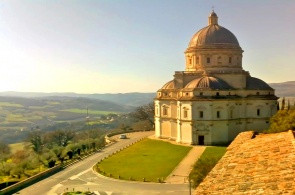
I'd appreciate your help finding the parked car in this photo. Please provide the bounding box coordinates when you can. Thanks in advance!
[119,134,127,139]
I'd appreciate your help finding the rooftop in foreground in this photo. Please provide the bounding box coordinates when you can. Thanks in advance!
[195,130,295,194]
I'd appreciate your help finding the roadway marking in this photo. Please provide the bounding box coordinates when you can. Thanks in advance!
[69,168,91,180]
[18,132,153,195]
[47,183,63,195]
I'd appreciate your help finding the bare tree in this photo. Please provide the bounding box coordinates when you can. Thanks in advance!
[0,141,10,168]
[0,142,10,154]
[130,102,155,126]
[28,131,43,154]
[49,129,75,147]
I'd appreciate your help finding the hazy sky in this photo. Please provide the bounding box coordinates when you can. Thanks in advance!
[0,0,294,93]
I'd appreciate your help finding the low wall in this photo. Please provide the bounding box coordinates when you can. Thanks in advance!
[0,165,62,195]
[105,130,150,143]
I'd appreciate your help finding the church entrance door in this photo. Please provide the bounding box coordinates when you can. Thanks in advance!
[198,135,204,145]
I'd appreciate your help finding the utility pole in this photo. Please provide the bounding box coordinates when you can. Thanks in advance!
[189,173,191,195]
[86,106,90,150]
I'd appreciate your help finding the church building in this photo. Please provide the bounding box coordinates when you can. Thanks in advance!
[154,11,278,145]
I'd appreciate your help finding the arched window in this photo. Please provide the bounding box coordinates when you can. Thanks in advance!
[184,110,188,118]
[199,111,204,118]
[218,56,222,64]
[217,111,220,118]
[257,109,260,116]
[183,107,189,118]
[162,105,169,116]
[207,57,210,64]
[163,107,168,116]
[188,58,192,65]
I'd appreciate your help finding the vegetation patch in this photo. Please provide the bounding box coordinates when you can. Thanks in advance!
[6,114,27,122]
[0,102,23,108]
[95,138,191,182]
[190,146,226,188]
[265,109,295,133]
[61,109,119,115]
[8,142,29,154]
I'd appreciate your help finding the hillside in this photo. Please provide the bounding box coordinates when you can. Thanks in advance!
[0,92,156,106]
[269,81,295,97]
[0,96,134,132]
[1,80,294,101]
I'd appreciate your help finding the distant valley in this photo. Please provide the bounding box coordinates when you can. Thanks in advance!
[0,81,293,143]
[268,81,295,97]
[0,92,156,107]
[0,93,156,143]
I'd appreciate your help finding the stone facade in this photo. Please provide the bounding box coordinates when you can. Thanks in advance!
[195,130,295,194]
[154,11,278,145]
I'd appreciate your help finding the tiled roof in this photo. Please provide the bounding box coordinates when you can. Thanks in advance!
[246,77,273,90]
[195,130,295,194]
[185,76,233,90]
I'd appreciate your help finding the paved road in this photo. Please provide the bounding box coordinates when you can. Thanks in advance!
[16,131,191,195]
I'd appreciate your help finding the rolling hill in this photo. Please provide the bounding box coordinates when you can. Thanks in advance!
[269,81,295,97]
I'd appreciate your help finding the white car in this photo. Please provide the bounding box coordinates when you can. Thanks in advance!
[119,134,127,139]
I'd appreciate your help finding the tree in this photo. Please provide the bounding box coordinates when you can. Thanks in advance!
[48,129,75,147]
[130,102,155,126]
[281,97,285,110]
[28,131,43,154]
[39,150,59,168]
[265,109,295,133]
[0,142,10,154]
[189,157,221,188]
[0,142,10,168]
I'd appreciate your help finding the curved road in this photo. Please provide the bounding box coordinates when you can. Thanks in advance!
[17,131,190,195]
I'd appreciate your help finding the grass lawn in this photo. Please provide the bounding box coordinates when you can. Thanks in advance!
[200,146,226,160]
[190,146,227,188]
[96,138,192,182]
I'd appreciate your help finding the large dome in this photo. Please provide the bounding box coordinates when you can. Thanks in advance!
[188,11,239,47]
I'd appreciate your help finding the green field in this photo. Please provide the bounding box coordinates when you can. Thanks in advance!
[9,142,30,153]
[96,139,192,182]
[61,109,119,115]
[6,114,27,122]
[0,102,23,107]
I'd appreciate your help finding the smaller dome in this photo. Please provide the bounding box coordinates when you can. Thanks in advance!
[246,77,273,90]
[161,80,175,89]
[209,11,217,17]
[185,76,232,89]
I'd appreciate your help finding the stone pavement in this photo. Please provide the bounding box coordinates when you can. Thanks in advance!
[164,146,206,184]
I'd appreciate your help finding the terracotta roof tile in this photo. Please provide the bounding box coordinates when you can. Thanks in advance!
[195,130,295,194]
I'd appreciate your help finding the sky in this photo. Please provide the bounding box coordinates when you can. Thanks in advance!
[0,0,294,94]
